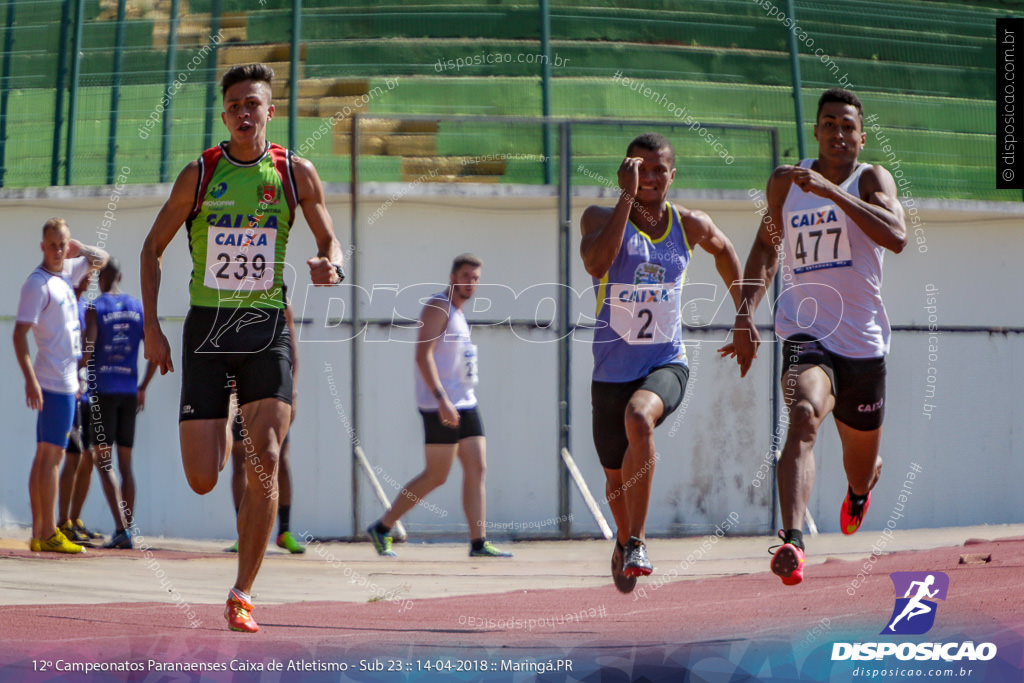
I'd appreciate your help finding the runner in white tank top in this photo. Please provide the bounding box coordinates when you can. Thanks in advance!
[368,254,511,560]
[724,89,907,586]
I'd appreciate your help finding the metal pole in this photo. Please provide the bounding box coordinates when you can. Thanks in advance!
[768,128,781,534]
[539,0,553,184]
[160,0,181,183]
[203,0,222,150]
[64,0,84,185]
[0,0,16,186]
[106,0,126,184]
[289,0,301,152]
[785,0,806,160]
[557,121,572,536]
[50,0,71,186]
[350,113,361,538]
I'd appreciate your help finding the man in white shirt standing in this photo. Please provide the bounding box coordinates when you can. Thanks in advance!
[14,218,108,553]
[367,254,512,559]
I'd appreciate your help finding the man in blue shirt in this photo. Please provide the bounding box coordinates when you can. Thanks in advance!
[84,259,157,549]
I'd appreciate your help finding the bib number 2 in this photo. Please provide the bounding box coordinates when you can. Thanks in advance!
[461,344,479,386]
[608,284,677,345]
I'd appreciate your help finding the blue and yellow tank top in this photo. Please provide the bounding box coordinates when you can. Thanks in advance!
[592,203,691,383]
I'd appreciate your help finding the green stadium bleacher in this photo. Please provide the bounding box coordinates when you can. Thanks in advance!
[0,0,1011,200]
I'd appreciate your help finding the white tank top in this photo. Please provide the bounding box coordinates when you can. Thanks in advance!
[414,293,478,410]
[775,159,890,358]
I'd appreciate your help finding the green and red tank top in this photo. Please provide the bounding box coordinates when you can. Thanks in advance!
[185,142,298,309]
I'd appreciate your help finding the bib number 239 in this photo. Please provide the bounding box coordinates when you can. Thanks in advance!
[205,227,276,292]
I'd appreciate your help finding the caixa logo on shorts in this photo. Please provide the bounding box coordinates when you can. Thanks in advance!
[831,572,998,662]
[857,398,884,413]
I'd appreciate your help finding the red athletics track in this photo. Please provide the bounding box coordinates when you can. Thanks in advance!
[1,534,1023,681]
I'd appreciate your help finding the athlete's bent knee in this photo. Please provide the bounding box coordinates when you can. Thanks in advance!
[624,405,655,442]
[186,470,218,495]
[422,471,449,489]
[788,400,822,442]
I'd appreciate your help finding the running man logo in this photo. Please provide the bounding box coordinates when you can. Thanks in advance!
[881,571,949,635]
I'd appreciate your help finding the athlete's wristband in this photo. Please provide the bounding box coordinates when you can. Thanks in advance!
[332,263,346,283]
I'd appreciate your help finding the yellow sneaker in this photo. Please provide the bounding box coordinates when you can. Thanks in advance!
[59,519,87,543]
[39,528,85,554]
[30,538,41,551]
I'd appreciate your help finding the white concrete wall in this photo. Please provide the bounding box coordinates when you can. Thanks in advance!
[1,184,1021,540]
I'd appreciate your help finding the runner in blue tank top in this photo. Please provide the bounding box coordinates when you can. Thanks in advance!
[724,89,907,586]
[581,133,743,592]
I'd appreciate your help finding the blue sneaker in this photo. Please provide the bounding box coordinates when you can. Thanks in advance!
[104,529,132,549]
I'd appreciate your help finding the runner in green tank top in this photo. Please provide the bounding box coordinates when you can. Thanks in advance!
[187,148,293,309]
[140,63,345,633]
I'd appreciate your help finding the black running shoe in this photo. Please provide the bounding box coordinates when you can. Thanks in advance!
[75,518,104,540]
[622,536,653,577]
[611,540,638,593]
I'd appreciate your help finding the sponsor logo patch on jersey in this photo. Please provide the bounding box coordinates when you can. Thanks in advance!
[259,184,279,204]
[633,262,666,285]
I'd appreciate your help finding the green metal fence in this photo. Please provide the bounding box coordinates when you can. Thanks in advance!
[0,0,1012,200]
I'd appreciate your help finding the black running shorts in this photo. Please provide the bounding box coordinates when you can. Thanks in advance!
[420,406,484,445]
[91,393,139,448]
[591,362,689,470]
[66,401,93,453]
[781,334,886,431]
[179,306,292,422]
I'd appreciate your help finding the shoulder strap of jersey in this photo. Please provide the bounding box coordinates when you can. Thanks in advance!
[268,143,298,227]
[187,145,225,224]
[668,203,693,259]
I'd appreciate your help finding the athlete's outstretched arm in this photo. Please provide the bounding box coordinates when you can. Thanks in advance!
[292,156,343,286]
[13,323,42,410]
[789,164,906,253]
[579,157,642,278]
[136,361,158,413]
[682,209,743,311]
[285,303,298,421]
[140,162,199,375]
[720,167,790,377]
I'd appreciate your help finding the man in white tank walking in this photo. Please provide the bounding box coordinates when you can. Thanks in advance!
[725,88,907,585]
[367,254,511,558]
